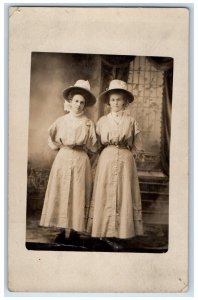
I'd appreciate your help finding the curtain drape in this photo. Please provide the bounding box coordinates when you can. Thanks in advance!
[98,55,135,116]
[148,57,173,175]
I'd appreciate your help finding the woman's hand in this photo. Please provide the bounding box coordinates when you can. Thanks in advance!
[132,147,145,161]
[137,150,145,161]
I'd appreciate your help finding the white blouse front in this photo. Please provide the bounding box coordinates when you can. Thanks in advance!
[96,113,143,151]
[47,112,97,151]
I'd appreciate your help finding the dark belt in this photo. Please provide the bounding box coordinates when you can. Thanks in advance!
[60,145,85,151]
[105,143,131,150]
[72,145,85,151]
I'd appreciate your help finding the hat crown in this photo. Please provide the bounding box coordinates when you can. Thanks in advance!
[108,79,128,91]
[99,79,134,104]
[63,79,96,106]
[74,80,91,91]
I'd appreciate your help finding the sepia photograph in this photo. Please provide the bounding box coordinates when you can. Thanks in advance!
[26,52,173,253]
[8,6,189,292]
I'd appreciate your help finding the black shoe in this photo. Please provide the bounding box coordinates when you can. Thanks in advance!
[103,238,123,252]
[54,230,66,244]
[91,238,112,251]
[69,229,81,240]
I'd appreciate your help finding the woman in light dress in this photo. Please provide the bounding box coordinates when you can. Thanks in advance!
[87,80,144,249]
[40,80,97,241]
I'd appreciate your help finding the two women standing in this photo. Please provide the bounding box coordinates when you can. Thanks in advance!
[40,79,144,247]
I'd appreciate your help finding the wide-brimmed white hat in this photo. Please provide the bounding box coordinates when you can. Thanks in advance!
[99,79,134,104]
[63,80,96,107]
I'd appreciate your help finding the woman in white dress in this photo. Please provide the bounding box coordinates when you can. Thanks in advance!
[40,80,97,242]
[87,80,144,249]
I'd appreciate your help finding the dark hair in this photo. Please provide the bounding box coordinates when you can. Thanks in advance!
[106,90,129,107]
[68,91,87,105]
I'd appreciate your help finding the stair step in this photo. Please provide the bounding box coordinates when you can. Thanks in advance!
[142,200,168,212]
[142,210,168,215]
[141,191,168,195]
[138,176,169,185]
[140,192,168,201]
[139,182,169,193]
[143,212,168,225]
[139,181,168,185]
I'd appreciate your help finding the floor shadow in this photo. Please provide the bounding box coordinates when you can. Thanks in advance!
[26,214,168,253]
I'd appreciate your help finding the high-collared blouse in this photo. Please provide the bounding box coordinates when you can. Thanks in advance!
[47,111,97,152]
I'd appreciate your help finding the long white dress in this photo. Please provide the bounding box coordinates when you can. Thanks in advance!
[87,112,144,239]
[40,111,97,232]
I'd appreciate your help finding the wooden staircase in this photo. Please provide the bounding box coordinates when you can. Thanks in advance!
[138,171,169,226]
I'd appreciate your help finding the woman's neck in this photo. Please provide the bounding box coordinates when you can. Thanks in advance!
[111,110,124,117]
[70,110,85,117]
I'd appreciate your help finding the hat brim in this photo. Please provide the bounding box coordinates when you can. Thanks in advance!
[63,86,96,107]
[99,88,134,104]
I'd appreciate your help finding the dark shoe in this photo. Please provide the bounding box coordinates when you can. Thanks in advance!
[103,238,123,252]
[69,229,81,240]
[54,230,66,244]
[91,238,113,251]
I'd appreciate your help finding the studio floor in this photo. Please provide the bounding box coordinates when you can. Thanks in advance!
[26,214,168,253]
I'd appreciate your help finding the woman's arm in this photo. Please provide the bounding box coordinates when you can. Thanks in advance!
[131,119,145,160]
[47,121,61,150]
[132,132,145,160]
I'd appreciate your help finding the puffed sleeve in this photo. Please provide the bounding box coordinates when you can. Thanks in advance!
[47,120,61,150]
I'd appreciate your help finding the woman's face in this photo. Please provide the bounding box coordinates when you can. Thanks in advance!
[109,93,125,113]
[70,94,86,114]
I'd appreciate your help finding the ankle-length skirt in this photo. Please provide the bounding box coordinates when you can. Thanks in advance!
[40,147,92,232]
[87,145,144,239]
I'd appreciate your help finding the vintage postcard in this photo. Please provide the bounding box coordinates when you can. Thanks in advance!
[8,6,189,292]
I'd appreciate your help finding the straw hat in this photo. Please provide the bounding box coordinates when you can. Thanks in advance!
[99,79,134,104]
[63,80,96,107]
